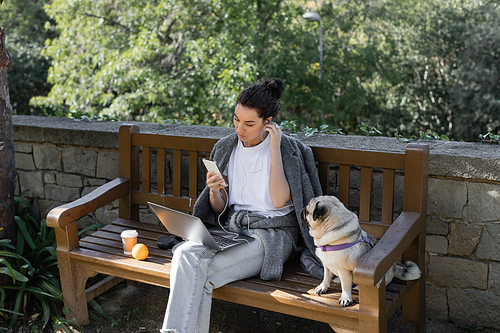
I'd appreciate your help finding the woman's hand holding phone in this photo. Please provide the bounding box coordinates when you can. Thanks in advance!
[203,159,228,202]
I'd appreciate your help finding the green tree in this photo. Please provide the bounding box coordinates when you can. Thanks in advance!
[31,0,500,140]
[0,0,56,115]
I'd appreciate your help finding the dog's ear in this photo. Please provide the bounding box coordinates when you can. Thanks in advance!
[312,203,327,221]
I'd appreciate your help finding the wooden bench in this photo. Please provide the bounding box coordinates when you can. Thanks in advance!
[46,124,429,333]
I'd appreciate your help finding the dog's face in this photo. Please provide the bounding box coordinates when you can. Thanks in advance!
[302,196,358,240]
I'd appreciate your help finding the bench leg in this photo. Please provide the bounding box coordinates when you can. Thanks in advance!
[58,252,96,325]
[358,278,387,333]
[402,232,426,333]
[402,276,426,333]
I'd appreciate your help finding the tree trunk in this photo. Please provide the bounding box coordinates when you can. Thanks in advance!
[0,26,16,245]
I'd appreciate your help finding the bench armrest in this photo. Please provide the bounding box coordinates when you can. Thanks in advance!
[353,211,422,286]
[46,177,130,228]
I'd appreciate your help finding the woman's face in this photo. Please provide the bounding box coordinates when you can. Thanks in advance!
[233,103,271,147]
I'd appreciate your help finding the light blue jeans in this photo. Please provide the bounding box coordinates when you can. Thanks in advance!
[160,232,292,333]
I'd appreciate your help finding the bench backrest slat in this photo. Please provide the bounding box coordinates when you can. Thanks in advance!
[381,169,395,225]
[359,166,372,222]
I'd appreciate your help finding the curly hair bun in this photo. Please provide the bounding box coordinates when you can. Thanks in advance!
[265,78,285,100]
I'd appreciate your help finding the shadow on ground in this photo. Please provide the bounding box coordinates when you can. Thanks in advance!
[57,281,473,333]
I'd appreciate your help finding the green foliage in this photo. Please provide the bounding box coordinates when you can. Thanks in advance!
[0,0,56,116]
[16,0,500,141]
[0,190,68,331]
[0,191,113,331]
[479,132,500,144]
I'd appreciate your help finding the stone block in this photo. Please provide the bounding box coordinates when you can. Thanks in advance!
[490,262,500,296]
[427,178,467,219]
[448,288,500,328]
[56,173,83,188]
[467,182,500,222]
[95,206,118,224]
[15,153,36,171]
[62,147,97,177]
[85,178,107,186]
[96,150,119,179]
[44,173,56,184]
[76,215,95,231]
[18,170,44,198]
[372,172,404,213]
[425,284,448,321]
[33,144,63,171]
[426,235,448,254]
[428,255,488,290]
[476,223,500,261]
[15,143,32,153]
[140,210,162,225]
[38,199,63,220]
[426,217,449,236]
[448,222,482,256]
[81,186,99,197]
[44,184,80,203]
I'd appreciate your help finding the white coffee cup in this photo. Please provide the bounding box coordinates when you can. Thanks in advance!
[120,230,138,255]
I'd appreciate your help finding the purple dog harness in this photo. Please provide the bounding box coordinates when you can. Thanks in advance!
[318,235,372,252]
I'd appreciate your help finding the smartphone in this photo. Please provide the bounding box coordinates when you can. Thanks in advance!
[202,158,227,186]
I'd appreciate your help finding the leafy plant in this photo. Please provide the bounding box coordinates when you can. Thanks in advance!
[359,123,382,136]
[0,190,69,332]
[0,190,113,331]
[279,120,344,138]
[479,132,500,144]
[395,130,451,143]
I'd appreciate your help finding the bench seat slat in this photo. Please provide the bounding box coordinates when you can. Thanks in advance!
[82,234,169,258]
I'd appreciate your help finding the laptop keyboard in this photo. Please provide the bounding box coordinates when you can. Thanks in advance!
[211,234,239,248]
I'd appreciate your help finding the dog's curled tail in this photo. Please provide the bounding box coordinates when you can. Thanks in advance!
[394,260,421,281]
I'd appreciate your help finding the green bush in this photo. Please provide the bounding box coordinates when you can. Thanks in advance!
[0,191,113,332]
[0,190,68,331]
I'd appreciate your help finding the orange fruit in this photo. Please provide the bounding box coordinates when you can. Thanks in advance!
[132,243,149,260]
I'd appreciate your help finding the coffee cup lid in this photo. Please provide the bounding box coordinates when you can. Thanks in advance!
[120,230,138,238]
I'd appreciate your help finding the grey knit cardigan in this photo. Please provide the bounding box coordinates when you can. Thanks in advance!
[192,132,324,280]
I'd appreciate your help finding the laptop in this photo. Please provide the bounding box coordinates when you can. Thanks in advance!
[148,202,254,251]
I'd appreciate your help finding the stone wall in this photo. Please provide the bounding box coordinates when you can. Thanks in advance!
[12,115,500,329]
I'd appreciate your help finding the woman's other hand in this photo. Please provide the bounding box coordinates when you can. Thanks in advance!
[265,121,282,152]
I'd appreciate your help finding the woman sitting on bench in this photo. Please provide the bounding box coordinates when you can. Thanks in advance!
[161,78,323,333]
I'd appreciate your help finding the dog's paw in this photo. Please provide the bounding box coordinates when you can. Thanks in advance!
[315,283,329,296]
[339,296,354,307]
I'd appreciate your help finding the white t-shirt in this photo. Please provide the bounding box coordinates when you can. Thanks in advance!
[225,135,293,218]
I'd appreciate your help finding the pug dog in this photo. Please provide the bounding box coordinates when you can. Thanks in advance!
[302,195,421,307]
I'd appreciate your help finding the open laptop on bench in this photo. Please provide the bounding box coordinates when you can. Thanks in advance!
[148,202,254,251]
